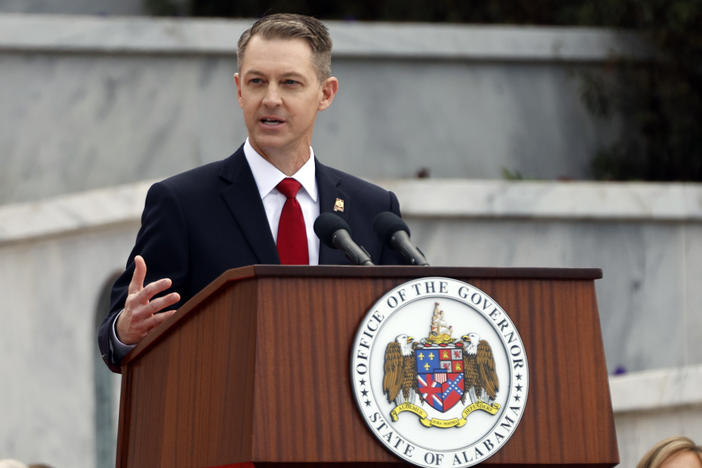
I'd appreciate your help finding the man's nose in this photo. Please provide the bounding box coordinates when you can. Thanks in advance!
[262,84,282,107]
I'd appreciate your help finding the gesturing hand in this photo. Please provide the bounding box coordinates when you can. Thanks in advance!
[116,255,181,345]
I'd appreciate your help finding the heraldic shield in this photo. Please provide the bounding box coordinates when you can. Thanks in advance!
[416,345,465,412]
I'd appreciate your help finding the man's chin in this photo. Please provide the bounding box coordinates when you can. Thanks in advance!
[250,136,287,154]
[250,136,305,163]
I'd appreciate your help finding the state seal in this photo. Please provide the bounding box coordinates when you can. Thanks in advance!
[350,277,529,467]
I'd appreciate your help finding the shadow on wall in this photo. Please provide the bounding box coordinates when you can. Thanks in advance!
[94,271,122,468]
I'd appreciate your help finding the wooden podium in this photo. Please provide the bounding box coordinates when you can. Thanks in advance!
[116,266,619,467]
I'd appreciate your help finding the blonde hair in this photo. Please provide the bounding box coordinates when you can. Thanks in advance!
[637,436,702,468]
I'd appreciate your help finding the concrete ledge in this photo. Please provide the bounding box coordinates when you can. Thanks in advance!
[610,364,702,413]
[2,179,702,245]
[381,179,702,221]
[0,13,649,61]
[0,181,154,244]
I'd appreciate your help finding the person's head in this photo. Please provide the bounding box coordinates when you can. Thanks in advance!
[234,14,339,172]
[237,13,332,84]
[637,436,702,468]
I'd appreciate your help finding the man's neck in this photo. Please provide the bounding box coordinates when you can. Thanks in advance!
[251,141,311,176]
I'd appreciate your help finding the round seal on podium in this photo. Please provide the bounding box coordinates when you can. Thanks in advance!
[350,277,529,467]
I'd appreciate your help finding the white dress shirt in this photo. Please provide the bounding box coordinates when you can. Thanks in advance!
[243,138,320,265]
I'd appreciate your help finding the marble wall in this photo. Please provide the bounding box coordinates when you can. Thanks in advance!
[0,14,646,204]
[1,179,700,466]
[0,228,124,467]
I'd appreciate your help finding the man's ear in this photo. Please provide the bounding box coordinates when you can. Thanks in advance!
[234,73,243,104]
[318,76,339,111]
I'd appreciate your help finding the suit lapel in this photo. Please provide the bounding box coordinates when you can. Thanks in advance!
[219,148,280,264]
[316,160,351,265]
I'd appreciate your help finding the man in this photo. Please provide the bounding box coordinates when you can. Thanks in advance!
[98,13,404,372]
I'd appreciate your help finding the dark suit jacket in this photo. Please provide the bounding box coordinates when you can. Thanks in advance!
[98,146,404,371]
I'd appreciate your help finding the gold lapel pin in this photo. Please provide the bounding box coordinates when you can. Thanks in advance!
[334,198,345,212]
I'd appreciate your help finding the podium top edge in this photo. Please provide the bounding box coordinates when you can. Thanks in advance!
[226,265,603,281]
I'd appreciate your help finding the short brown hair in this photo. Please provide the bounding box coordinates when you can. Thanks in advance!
[637,436,702,468]
[237,13,332,82]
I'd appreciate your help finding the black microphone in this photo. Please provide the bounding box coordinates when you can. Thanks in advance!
[314,212,374,266]
[373,212,429,266]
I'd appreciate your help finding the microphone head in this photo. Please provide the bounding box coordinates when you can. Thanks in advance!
[373,211,410,244]
[314,212,352,248]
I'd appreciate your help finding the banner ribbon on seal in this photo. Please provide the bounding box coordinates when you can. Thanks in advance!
[390,401,501,428]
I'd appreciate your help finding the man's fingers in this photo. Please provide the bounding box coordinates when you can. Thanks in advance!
[144,292,181,316]
[117,308,177,345]
[130,277,173,305]
[130,293,180,323]
[127,255,147,295]
[150,309,177,329]
[128,289,179,321]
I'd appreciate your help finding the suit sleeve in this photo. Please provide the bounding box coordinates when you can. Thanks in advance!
[97,181,190,372]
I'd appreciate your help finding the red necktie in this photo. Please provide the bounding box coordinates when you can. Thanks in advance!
[276,178,309,265]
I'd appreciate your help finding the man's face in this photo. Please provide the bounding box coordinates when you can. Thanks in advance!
[234,35,338,162]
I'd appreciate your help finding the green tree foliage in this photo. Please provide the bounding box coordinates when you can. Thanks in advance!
[579,1,702,181]
[145,0,702,181]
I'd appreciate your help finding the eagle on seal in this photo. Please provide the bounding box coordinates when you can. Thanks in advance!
[461,332,499,404]
[383,334,419,405]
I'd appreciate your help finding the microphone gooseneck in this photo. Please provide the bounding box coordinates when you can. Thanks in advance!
[373,212,429,266]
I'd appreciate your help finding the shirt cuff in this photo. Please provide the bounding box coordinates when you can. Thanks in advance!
[110,310,136,362]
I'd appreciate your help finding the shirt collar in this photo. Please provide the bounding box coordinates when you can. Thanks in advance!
[243,138,318,202]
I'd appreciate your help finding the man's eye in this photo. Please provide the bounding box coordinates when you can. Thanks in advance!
[283,79,299,86]
[249,78,263,84]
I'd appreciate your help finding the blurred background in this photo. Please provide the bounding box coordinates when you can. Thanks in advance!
[0,0,700,467]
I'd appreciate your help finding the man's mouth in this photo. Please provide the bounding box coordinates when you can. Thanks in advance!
[260,118,284,125]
